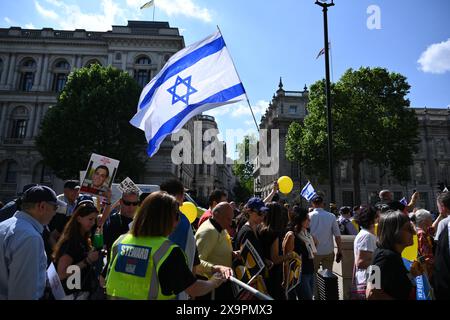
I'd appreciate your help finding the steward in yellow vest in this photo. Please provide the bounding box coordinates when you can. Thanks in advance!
[105,191,226,300]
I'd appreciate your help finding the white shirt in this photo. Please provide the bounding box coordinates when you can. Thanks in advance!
[309,208,341,255]
[354,228,377,285]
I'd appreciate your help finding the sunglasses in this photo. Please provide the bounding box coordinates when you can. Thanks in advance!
[122,200,140,206]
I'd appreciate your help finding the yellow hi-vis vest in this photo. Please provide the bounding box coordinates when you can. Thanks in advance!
[105,234,178,300]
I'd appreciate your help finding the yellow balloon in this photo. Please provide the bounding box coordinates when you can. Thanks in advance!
[402,234,418,262]
[278,176,293,194]
[179,202,197,224]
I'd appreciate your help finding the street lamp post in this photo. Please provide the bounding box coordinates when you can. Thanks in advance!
[315,0,335,203]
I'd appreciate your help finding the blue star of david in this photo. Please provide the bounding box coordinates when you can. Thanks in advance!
[167,75,197,106]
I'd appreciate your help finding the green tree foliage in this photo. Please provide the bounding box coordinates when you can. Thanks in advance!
[36,64,146,180]
[286,67,420,204]
[232,135,257,202]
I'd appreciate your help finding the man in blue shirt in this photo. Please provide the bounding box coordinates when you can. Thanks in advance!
[0,185,64,300]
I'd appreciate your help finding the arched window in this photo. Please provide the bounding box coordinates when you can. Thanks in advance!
[134,56,152,88]
[52,59,71,93]
[9,106,29,140]
[1,160,19,184]
[33,162,53,185]
[19,58,36,91]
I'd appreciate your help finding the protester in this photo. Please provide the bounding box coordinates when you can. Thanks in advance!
[0,185,63,299]
[309,192,342,297]
[105,191,226,300]
[432,191,450,299]
[352,206,379,300]
[0,183,38,223]
[198,189,228,228]
[367,210,423,300]
[414,209,435,278]
[259,201,290,300]
[234,197,268,262]
[337,206,358,236]
[195,202,234,299]
[283,206,316,300]
[48,180,80,248]
[52,203,101,299]
[103,190,140,262]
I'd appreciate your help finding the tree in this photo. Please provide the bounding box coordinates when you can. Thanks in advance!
[232,135,257,202]
[36,64,146,180]
[286,67,420,204]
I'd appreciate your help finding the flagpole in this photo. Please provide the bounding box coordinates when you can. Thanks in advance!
[153,3,155,21]
[216,25,260,133]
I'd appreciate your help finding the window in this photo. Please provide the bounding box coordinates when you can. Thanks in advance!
[135,69,151,88]
[289,105,297,114]
[11,120,27,139]
[9,106,29,140]
[52,59,70,92]
[115,52,122,61]
[20,72,34,91]
[134,56,152,88]
[0,58,3,80]
[5,161,18,183]
[19,58,36,91]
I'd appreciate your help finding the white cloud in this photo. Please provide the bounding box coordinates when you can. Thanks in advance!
[25,23,36,29]
[34,0,126,31]
[231,100,268,118]
[35,1,59,20]
[4,17,13,25]
[126,0,212,23]
[418,39,450,74]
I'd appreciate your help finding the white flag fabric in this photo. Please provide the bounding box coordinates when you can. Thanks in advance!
[301,181,317,201]
[130,31,245,157]
[140,0,154,9]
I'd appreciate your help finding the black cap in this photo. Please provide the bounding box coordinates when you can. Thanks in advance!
[18,183,39,196]
[64,180,80,190]
[22,185,66,207]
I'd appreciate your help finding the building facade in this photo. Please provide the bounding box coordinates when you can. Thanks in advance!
[0,21,234,202]
[254,79,450,212]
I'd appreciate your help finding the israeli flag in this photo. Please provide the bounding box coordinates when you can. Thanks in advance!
[399,197,408,206]
[130,31,246,157]
[301,181,317,201]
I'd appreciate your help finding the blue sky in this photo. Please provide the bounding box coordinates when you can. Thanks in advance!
[1,0,450,158]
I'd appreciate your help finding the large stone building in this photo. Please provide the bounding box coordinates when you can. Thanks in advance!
[254,79,450,212]
[0,21,234,202]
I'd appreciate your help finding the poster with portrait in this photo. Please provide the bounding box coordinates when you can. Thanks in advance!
[80,153,120,197]
[286,257,302,294]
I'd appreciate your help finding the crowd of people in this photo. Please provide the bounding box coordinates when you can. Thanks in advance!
[0,179,449,301]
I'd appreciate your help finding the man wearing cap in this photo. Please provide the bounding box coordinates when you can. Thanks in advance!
[0,183,38,223]
[0,185,65,299]
[308,192,342,297]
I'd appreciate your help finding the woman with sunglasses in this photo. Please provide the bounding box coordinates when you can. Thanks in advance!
[52,203,101,299]
[105,191,225,300]
[367,210,424,300]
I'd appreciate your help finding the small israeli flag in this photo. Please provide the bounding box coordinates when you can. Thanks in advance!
[399,197,408,206]
[301,181,317,201]
[130,30,245,157]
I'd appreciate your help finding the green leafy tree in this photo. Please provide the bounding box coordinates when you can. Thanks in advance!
[286,67,420,204]
[36,64,146,180]
[232,135,257,202]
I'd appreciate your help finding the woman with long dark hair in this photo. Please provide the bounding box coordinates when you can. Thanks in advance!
[283,206,317,300]
[52,203,100,299]
[367,210,424,300]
